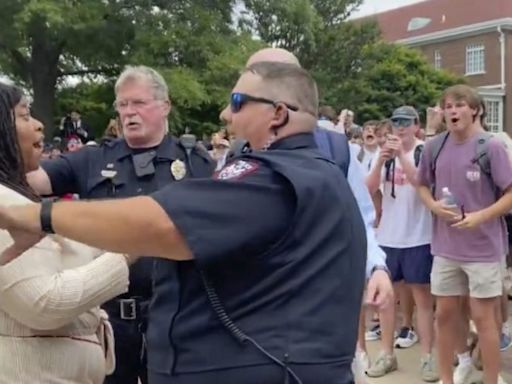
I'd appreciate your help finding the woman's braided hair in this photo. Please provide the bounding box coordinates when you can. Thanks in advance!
[0,82,40,201]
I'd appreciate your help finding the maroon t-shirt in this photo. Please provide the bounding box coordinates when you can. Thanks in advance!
[418,133,512,262]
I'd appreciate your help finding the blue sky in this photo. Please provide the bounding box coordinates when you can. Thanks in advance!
[352,0,424,17]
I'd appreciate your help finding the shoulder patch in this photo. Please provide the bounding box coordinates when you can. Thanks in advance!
[215,160,259,180]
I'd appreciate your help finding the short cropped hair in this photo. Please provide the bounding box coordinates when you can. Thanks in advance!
[245,62,318,117]
[115,65,169,101]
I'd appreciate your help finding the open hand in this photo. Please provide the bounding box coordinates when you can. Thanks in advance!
[451,211,487,230]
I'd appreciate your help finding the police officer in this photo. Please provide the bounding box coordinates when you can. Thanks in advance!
[26,65,214,384]
[6,62,366,384]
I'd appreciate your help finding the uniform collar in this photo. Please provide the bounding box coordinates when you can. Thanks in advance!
[114,135,181,161]
[268,133,317,150]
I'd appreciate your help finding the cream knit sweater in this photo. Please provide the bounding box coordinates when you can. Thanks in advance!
[0,184,130,383]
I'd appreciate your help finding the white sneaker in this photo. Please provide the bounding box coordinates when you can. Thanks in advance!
[498,374,508,384]
[355,350,370,372]
[365,324,381,341]
[394,326,418,348]
[352,352,369,384]
[453,363,477,384]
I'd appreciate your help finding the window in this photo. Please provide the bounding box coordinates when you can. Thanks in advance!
[483,97,503,132]
[466,44,485,75]
[434,50,442,70]
[407,17,432,31]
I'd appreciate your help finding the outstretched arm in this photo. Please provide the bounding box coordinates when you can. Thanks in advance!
[0,196,193,261]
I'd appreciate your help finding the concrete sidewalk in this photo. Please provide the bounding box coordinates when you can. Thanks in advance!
[364,297,512,384]
[364,341,511,384]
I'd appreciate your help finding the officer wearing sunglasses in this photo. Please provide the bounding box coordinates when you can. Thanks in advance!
[5,61,366,384]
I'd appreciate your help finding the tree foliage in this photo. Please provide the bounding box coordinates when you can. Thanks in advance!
[323,42,464,124]
[0,0,462,138]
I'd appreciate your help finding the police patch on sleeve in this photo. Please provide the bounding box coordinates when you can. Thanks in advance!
[215,160,259,180]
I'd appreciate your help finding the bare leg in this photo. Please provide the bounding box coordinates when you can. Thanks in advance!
[411,284,435,355]
[436,296,460,384]
[470,297,500,384]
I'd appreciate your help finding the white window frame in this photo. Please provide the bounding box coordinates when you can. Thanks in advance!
[466,43,485,75]
[483,96,503,132]
[434,50,442,70]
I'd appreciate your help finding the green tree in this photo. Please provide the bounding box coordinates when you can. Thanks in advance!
[324,42,464,124]
[0,0,136,132]
[0,0,238,135]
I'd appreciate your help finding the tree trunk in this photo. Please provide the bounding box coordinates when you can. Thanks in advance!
[29,32,62,138]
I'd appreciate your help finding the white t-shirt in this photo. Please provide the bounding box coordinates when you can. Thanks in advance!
[375,140,432,248]
[360,147,379,175]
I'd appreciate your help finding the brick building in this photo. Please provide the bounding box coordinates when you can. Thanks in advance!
[369,0,512,133]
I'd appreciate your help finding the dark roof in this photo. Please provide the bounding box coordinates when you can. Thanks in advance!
[364,0,512,41]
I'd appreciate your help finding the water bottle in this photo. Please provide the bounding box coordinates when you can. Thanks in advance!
[441,187,457,208]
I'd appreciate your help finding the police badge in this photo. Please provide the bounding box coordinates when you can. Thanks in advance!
[171,159,186,180]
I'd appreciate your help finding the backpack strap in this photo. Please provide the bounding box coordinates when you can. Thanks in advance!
[414,144,424,167]
[472,131,501,199]
[428,131,450,195]
[357,146,364,163]
[472,131,493,176]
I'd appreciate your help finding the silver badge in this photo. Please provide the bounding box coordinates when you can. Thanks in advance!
[101,170,117,179]
[171,159,186,180]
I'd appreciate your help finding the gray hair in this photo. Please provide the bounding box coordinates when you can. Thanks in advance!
[115,65,169,100]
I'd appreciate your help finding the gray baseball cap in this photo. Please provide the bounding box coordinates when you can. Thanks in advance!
[391,106,419,121]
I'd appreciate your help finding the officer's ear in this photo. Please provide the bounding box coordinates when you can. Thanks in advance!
[269,103,289,132]
[162,99,172,117]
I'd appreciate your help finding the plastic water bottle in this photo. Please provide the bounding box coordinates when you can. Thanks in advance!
[441,187,457,208]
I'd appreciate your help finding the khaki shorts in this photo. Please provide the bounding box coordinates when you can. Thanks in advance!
[431,256,503,298]
[503,264,512,293]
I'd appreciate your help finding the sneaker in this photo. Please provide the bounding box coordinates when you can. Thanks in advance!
[498,375,508,384]
[352,351,370,383]
[420,354,439,382]
[365,324,381,341]
[395,327,418,348]
[355,350,370,372]
[366,352,398,378]
[453,362,477,384]
[500,332,512,352]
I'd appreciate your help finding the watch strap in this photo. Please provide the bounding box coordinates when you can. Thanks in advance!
[40,198,55,234]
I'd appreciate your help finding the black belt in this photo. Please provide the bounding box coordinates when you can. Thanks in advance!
[103,296,149,321]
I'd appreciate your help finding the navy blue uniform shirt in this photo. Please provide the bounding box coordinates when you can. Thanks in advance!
[147,133,366,384]
[42,135,214,297]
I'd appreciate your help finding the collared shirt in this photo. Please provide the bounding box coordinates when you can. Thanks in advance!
[347,142,387,277]
[42,135,214,297]
[148,133,365,377]
[313,127,386,277]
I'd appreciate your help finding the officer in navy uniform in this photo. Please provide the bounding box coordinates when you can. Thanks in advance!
[12,62,366,384]
[26,66,214,384]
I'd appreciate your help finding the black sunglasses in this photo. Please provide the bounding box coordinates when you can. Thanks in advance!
[230,92,299,113]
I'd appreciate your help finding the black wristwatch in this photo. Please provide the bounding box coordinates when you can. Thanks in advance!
[40,198,55,234]
[371,264,391,278]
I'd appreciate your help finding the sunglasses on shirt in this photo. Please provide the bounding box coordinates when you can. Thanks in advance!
[391,118,416,128]
[230,92,299,114]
